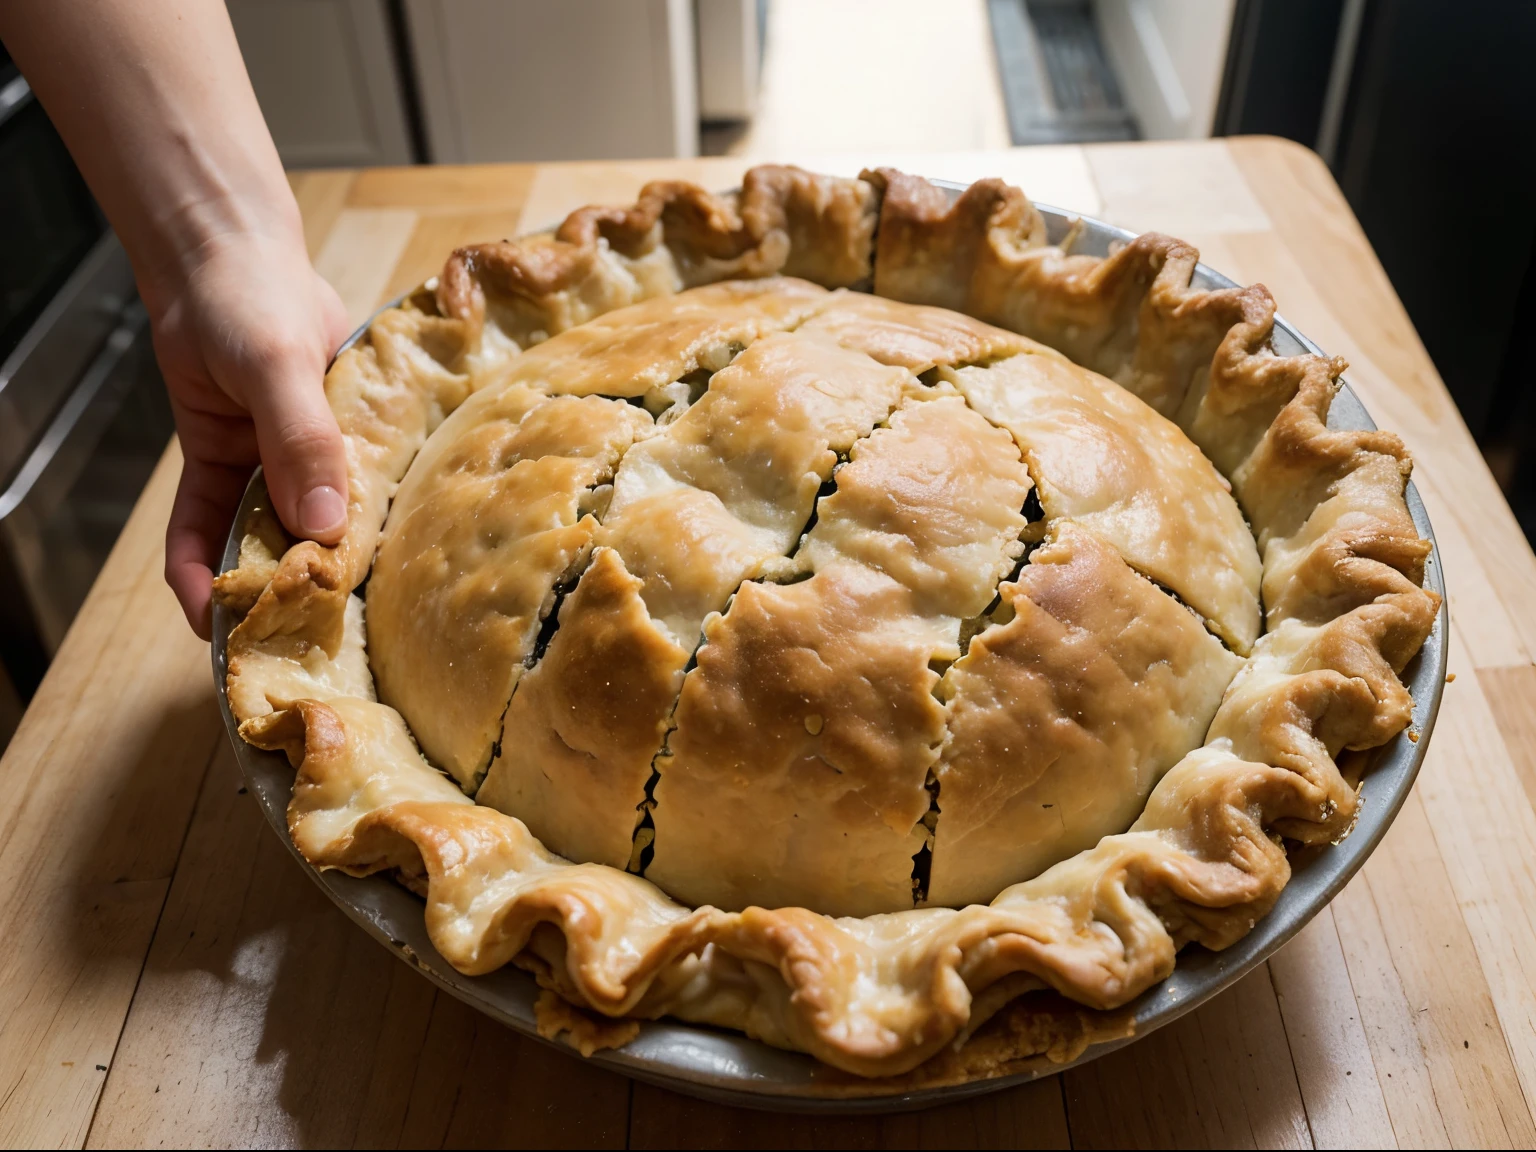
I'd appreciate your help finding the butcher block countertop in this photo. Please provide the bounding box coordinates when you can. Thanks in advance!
[4,138,1536,1149]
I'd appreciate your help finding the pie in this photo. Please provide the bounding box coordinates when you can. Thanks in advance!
[216,166,1441,1079]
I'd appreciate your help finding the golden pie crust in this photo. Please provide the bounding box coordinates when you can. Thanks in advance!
[217,165,1440,1080]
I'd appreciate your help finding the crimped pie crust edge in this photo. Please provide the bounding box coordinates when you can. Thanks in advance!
[214,166,1440,1079]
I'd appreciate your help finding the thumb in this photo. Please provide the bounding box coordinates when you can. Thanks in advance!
[243,353,349,545]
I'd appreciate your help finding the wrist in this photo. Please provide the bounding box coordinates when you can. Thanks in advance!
[133,184,307,315]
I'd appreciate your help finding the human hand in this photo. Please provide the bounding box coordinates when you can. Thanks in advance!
[0,0,357,639]
[147,228,353,639]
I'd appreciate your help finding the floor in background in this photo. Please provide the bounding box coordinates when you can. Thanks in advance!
[713,0,1012,157]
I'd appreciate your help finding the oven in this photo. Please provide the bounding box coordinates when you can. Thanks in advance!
[0,44,176,747]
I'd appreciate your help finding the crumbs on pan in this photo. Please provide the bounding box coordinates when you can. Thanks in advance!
[534,990,640,1057]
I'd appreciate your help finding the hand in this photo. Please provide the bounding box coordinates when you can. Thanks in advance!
[149,228,353,639]
[0,0,355,639]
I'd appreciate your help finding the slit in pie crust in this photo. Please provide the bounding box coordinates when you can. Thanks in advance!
[217,165,1440,1080]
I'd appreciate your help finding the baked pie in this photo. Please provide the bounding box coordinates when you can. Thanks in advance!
[216,166,1441,1079]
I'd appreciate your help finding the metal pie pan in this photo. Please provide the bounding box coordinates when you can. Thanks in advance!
[211,190,1449,1112]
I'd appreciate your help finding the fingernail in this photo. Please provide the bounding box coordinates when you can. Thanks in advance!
[298,485,347,538]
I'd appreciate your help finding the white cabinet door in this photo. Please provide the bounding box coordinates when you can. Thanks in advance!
[696,0,759,121]
[228,0,415,168]
[1095,0,1236,139]
[404,0,698,163]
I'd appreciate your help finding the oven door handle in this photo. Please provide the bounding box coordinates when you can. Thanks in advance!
[0,301,148,524]
[0,74,33,132]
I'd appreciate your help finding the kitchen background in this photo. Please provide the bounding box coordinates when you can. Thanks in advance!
[2,0,1532,750]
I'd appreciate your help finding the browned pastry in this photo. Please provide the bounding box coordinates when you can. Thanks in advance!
[930,522,1243,907]
[947,349,1262,651]
[366,391,653,786]
[797,288,1034,373]
[472,277,831,402]
[217,164,1440,1081]
[436,166,877,358]
[476,328,912,867]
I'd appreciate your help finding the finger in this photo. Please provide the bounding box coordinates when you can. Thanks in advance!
[238,345,350,546]
[315,273,353,355]
[165,454,253,640]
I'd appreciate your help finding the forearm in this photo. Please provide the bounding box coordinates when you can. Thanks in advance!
[0,0,300,307]
[3,0,351,636]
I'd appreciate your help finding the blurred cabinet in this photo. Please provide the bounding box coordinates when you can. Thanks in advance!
[695,0,760,121]
[1096,0,1235,138]
[227,0,415,167]
[404,0,698,162]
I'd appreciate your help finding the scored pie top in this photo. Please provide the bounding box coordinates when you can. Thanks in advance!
[216,165,1440,1081]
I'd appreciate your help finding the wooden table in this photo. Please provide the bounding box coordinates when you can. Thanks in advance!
[3,138,1535,1149]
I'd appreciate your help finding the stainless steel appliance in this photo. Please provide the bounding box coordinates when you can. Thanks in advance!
[0,47,175,748]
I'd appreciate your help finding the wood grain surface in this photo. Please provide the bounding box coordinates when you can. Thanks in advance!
[0,139,1527,1149]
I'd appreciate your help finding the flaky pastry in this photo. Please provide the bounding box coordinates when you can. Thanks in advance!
[216,165,1440,1081]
